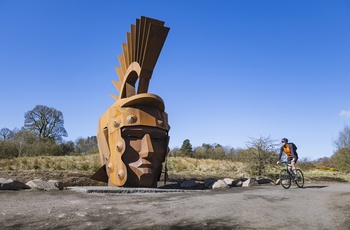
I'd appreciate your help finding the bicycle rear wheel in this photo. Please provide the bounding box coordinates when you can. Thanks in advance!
[279,169,291,189]
[295,169,304,188]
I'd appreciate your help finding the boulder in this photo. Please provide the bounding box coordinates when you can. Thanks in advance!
[235,180,243,187]
[212,179,228,189]
[223,178,234,186]
[0,178,30,190]
[275,178,281,185]
[204,178,217,189]
[180,180,197,188]
[256,178,275,185]
[231,179,243,187]
[242,178,256,187]
[26,179,64,190]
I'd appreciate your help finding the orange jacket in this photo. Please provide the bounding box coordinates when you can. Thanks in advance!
[278,143,298,160]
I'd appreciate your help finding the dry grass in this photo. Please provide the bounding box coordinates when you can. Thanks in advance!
[0,154,101,172]
[301,169,350,182]
[0,154,349,182]
[267,164,350,182]
[166,157,246,179]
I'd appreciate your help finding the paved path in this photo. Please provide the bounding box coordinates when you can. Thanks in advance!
[1,183,349,229]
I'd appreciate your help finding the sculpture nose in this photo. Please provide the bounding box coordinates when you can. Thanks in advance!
[139,134,154,159]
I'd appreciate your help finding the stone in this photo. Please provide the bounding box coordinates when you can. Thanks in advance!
[180,180,197,188]
[231,179,243,187]
[0,178,30,190]
[275,178,281,185]
[242,178,256,187]
[212,180,228,189]
[48,180,64,190]
[223,178,234,186]
[256,178,275,185]
[235,180,243,187]
[26,179,64,190]
[204,178,217,189]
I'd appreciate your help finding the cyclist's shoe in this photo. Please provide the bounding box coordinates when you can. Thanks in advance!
[293,175,300,181]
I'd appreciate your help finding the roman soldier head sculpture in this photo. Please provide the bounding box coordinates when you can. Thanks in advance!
[91,16,170,187]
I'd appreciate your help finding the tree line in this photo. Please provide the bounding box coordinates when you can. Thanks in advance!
[0,105,98,158]
[1,104,349,175]
[170,124,350,175]
[170,136,278,176]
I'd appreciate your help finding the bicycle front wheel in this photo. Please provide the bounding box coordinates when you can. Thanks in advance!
[279,169,291,189]
[295,169,304,188]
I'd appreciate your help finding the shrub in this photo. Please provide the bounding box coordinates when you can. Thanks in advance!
[331,148,350,172]
[0,140,19,159]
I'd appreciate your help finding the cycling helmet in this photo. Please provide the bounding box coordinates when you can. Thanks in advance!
[281,138,288,143]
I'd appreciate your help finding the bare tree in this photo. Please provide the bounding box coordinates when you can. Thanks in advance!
[24,105,68,142]
[168,147,180,157]
[332,124,350,171]
[60,141,75,155]
[0,128,14,140]
[75,136,98,154]
[331,148,350,172]
[211,144,226,160]
[14,129,38,157]
[245,135,279,176]
[333,124,350,150]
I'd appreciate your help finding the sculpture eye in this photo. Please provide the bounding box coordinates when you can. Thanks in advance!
[127,135,138,140]
[152,137,163,142]
[151,133,167,142]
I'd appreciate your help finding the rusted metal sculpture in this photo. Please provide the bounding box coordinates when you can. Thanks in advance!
[91,16,170,187]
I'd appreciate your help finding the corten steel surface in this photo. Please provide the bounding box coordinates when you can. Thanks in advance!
[91,16,170,188]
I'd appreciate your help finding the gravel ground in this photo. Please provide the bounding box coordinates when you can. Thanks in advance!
[1,183,349,230]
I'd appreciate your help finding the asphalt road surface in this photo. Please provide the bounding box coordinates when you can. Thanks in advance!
[1,183,349,230]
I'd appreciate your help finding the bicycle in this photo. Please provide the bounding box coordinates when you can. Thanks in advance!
[279,161,304,189]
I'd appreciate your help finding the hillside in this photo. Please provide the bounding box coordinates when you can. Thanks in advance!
[0,154,349,187]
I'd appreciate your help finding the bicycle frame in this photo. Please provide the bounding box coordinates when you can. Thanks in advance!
[283,161,294,175]
[279,161,304,189]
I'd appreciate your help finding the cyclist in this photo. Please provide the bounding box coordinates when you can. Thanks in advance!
[277,138,299,180]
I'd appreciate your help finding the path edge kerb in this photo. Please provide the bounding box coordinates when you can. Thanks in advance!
[67,186,207,194]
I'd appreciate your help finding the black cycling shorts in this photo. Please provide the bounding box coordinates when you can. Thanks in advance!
[287,157,298,164]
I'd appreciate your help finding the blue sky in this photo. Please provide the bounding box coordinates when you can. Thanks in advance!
[0,1,349,160]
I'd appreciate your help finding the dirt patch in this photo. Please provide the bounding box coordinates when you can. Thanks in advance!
[0,170,106,187]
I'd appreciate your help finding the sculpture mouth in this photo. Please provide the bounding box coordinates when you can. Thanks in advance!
[129,165,153,176]
[139,159,154,169]
[139,163,153,168]
[130,159,153,169]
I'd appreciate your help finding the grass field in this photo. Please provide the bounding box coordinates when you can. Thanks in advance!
[0,154,349,183]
